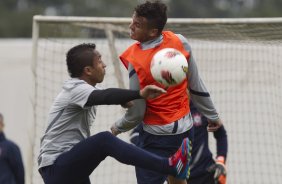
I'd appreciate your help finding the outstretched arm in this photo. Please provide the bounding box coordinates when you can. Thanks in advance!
[85,85,165,106]
[85,88,140,106]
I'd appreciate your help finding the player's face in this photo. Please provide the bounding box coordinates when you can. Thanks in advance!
[129,13,157,42]
[89,50,106,85]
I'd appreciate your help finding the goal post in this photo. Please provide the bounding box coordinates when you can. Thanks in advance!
[31,15,282,184]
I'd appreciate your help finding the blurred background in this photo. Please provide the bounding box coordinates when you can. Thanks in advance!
[0,0,282,38]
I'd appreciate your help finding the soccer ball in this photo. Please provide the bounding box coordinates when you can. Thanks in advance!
[150,48,188,87]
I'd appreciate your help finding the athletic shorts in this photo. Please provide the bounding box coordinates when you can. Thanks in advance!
[135,127,194,184]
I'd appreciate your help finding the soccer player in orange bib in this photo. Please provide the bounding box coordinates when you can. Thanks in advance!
[111,1,223,184]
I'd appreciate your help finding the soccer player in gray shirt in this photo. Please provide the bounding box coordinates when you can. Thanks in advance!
[38,43,192,184]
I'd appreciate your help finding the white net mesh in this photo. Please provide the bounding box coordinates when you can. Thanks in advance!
[31,16,282,184]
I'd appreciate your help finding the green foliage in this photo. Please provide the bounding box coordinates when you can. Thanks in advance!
[0,0,282,37]
[0,0,18,10]
[0,6,42,37]
[245,0,282,17]
[67,0,136,17]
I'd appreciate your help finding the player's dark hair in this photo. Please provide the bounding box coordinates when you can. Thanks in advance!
[135,0,167,34]
[66,43,96,78]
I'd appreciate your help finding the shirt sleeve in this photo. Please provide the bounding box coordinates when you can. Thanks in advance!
[114,64,146,132]
[176,34,220,121]
[70,83,95,108]
[213,125,228,159]
[85,88,141,106]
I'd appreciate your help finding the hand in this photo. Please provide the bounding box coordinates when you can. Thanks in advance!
[207,156,227,184]
[207,118,222,132]
[110,124,121,136]
[140,85,166,99]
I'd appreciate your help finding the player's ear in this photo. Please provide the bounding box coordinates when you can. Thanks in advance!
[149,28,159,37]
[83,66,93,75]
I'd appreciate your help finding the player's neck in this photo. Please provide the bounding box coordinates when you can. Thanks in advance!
[79,76,96,87]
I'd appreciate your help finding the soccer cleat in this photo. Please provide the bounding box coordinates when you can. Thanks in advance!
[168,137,192,179]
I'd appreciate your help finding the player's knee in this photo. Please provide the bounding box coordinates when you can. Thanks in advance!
[88,132,113,151]
[94,131,117,145]
[94,131,113,140]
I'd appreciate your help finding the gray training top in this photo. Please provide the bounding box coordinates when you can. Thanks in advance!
[38,78,96,169]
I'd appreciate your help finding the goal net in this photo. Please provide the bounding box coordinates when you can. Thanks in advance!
[31,16,282,184]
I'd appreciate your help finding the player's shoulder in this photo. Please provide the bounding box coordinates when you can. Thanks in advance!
[175,33,192,52]
[4,139,20,151]
[64,78,93,90]
[175,33,186,40]
[62,78,95,100]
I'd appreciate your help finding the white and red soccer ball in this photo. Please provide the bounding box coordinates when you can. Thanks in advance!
[150,48,188,87]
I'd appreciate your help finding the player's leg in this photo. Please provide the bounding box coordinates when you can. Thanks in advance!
[187,171,215,184]
[167,172,215,184]
[169,127,194,184]
[167,176,188,184]
[80,178,91,184]
[135,129,193,184]
[40,131,191,184]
